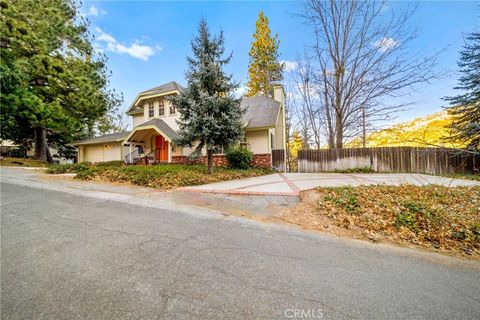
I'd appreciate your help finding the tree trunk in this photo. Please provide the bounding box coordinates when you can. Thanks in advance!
[207,149,213,174]
[335,113,343,149]
[34,127,48,162]
[362,106,366,148]
[46,144,53,163]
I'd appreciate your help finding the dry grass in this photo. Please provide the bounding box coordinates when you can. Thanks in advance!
[0,157,48,167]
[278,184,480,257]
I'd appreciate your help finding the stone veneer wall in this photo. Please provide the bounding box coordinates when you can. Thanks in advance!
[171,154,272,168]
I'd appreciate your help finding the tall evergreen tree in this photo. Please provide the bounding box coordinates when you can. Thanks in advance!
[246,11,284,98]
[171,20,244,174]
[444,31,480,151]
[0,0,121,161]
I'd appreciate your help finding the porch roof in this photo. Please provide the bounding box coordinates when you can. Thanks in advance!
[125,118,179,143]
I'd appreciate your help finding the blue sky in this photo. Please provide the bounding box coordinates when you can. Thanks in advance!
[83,1,479,125]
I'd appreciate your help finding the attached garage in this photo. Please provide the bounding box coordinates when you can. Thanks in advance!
[80,143,123,163]
[72,131,131,163]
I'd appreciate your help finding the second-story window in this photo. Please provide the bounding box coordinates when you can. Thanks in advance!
[159,100,165,116]
[170,104,176,115]
[148,102,154,118]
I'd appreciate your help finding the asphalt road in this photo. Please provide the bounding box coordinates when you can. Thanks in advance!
[1,171,479,319]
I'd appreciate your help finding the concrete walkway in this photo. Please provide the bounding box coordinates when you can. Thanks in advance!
[182,172,480,196]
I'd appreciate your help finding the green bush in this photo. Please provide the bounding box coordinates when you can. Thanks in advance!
[94,160,124,168]
[334,167,374,173]
[46,162,91,174]
[225,146,253,170]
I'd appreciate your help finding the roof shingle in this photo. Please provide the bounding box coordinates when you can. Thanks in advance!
[140,81,184,95]
[134,118,179,141]
[241,96,280,128]
[71,131,131,146]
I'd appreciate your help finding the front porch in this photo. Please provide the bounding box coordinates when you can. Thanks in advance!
[122,119,179,165]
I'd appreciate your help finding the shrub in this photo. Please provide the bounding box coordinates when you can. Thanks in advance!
[46,162,91,174]
[334,167,374,174]
[225,146,253,170]
[94,160,124,168]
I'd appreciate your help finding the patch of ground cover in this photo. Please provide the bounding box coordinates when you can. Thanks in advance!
[333,167,375,173]
[0,157,48,167]
[47,162,272,189]
[440,173,480,182]
[278,184,480,257]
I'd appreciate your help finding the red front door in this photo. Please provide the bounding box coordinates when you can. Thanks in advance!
[155,135,169,161]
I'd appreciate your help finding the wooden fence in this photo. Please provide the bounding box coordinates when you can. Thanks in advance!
[297,147,480,175]
[272,149,286,172]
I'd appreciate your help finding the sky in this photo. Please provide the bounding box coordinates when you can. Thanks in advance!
[83,0,479,126]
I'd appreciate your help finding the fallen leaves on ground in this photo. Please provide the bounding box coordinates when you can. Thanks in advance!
[278,185,480,257]
[0,157,48,167]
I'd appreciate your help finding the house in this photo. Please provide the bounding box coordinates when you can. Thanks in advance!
[72,81,286,168]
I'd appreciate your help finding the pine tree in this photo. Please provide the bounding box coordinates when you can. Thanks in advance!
[171,20,244,174]
[0,0,121,161]
[444,31,480,151]
[246,12,284,98]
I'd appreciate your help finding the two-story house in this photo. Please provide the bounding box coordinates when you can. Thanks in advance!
[72,81,286,167]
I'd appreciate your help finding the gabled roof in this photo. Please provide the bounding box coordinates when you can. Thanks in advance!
[241,96,281,129]
[70,131,131,146]
[132,118,179,141]
[141,81,184,95]
[126,81,184,115]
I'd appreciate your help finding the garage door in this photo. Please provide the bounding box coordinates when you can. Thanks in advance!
[104,144,121,161]
[84,145,104,163]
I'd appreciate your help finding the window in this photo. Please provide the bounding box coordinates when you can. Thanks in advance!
[212,146,224,155]
[159,100,165,116]
[148,102,154,118]
[270,132,275,150]
[170,104,176,115]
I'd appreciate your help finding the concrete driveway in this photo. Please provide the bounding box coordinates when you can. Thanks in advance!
[182,172,480,196]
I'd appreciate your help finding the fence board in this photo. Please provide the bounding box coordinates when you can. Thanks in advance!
[297,147,479,175]
[272,149,286,172]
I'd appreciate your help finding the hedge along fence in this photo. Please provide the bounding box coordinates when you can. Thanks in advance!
[297,147,480,175]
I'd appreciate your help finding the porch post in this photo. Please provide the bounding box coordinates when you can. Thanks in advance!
[129,144,132,163]
[168,141,172,163]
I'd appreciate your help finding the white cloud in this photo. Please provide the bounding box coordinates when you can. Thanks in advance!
[281,60,298,72]
[87,6,106,17]
[375,37,398,52]
[114,43,155,61]
[94,28,158,61]
[234,85,247,98]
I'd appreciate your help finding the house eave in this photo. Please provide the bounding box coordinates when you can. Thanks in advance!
[69,138,125,147]
[126,90,181,115]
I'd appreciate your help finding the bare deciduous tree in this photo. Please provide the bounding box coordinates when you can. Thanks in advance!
[295,0,439,148]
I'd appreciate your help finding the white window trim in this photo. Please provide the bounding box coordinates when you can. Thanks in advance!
[158,100,165,117]
[148,102,154,118]
[169,104,176,115]
[212,145,225,155]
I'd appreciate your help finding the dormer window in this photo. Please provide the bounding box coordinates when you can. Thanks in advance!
[170,104,176,115]
[159,100,165,116]
[148,102,154,118]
